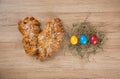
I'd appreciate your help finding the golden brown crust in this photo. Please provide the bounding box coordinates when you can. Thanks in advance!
[18,17,64,61]
[18,17,41,55]
[37,18,64,60]
[18,17,40,35]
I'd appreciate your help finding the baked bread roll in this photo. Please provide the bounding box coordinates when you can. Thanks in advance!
[18,17,64,61]
[18,17,41,55]
[37,18,64,60]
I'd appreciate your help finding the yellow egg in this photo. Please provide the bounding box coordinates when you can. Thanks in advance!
[70,35,78,45]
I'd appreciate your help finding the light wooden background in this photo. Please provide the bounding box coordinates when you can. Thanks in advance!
[0,0,120,79]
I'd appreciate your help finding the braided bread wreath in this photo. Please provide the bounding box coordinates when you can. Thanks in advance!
[18,17,64,61]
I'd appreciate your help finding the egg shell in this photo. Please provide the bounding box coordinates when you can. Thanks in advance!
[90,35,98,44]
[79,34,88,45]
[70,35,78,45]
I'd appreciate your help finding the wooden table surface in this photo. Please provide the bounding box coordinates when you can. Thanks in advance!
[0,0,120,79]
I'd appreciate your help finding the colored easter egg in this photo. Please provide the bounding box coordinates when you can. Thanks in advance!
[79,34,88,45]
[70,35,78,45]
[90,35,98,45]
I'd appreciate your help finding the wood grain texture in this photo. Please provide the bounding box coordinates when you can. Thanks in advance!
[0,0,120,79]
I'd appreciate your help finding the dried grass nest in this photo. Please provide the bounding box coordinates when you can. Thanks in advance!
[64,22,106,58]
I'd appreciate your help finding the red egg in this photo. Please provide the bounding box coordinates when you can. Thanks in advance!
[90,35,98,45]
